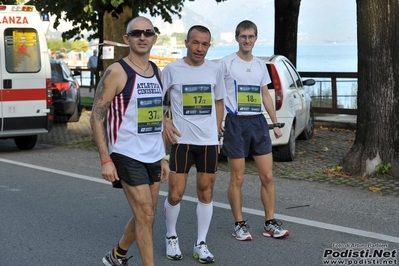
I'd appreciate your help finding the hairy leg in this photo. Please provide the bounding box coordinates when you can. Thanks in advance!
[227,158,246,222]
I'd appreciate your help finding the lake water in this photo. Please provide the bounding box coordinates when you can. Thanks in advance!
[165,42,358,108]
[219,42,358,109]
[84,43,358,108]
[176,42,358,72]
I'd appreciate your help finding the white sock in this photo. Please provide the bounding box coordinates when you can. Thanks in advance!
[196,201,213,244]
[164,199,180,238]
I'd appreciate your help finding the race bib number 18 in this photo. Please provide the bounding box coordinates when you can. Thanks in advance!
[237,85,261,112]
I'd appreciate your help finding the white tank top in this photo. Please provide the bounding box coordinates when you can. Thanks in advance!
[107,60,165,163]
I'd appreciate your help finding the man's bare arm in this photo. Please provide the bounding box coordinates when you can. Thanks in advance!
[215,99,224,135]
[90,69,114,161]
[261,85,282,138]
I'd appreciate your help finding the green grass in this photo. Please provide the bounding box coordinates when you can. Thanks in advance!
[81,96,94,105]
[65,139,97,149]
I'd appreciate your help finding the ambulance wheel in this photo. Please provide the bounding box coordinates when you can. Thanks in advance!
[14,135,37,150]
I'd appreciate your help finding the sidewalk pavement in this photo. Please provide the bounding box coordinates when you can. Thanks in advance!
[64,88,397,196]
[80,88,357,129]
[315,115,357,130]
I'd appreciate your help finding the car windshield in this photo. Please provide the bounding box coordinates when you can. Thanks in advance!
[51,63,64,82]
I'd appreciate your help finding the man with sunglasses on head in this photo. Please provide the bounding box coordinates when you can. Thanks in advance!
[90,16,169,266]
[162,25,225,264]
[218,20,289,242]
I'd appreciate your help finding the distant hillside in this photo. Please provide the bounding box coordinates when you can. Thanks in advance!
[48,0,357,44]
[151,0,357,44]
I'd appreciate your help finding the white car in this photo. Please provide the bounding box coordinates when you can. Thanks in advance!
[217,55,316,161]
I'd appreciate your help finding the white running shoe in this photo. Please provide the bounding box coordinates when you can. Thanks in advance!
[193,241,215,264]
[232,221,252,241]
[263,219,290,238]
[166,236,183,260]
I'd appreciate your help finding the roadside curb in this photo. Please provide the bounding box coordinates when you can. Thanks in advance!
[315,120,356,130]
[82,102,356,130]
[37,110,398,196]
[82,104,93,111]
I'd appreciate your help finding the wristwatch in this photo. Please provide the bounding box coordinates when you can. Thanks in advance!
[273,123,283,128]
[162,154,170,162]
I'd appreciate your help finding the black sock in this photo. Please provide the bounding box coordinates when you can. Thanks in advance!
[235,221,245,226]
[113,244,128,259]
[265,219,275,226]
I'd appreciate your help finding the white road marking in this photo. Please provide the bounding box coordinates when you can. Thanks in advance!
[2,157,399,244]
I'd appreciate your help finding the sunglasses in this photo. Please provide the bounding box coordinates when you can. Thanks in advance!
[127,29,156,38]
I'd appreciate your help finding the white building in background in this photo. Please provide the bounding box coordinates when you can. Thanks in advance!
[63,51,88,68]
[220,32,235,43]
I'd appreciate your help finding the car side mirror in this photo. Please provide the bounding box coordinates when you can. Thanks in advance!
[303,79,316,86]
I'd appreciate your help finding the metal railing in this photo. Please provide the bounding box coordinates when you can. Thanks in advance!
[71,68,359,116]
[70,68,94,90]
[299,71,358,115]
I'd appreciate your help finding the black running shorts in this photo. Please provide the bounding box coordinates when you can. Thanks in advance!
[169,144,218,174]
[110,152,161,187]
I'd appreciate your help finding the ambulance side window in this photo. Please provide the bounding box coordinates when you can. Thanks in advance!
[4,28,41,73]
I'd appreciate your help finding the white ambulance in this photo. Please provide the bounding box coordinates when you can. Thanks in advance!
[0,5,53,150]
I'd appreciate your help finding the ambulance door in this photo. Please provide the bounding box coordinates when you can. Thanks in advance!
[0,50,3,132]
[2,27,48,132]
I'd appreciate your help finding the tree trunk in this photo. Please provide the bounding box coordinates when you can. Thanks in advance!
[102,5,133,72]
[95,11,104,93]
[341,0,399,176]
[274,0,301,66]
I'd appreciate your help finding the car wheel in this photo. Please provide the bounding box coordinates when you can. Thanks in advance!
[298,108,314,140]
[14,135,37,150]
[277,125,295,161]
[54,115,68,123]
[68,98,81,123]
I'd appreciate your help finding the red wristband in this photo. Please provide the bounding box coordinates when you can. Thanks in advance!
[101,158,113,165]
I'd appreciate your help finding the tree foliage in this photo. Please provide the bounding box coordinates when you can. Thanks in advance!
[23,0,224,89]
[47,39,71,51]
[24,0,227,42]
[0,0,24,4]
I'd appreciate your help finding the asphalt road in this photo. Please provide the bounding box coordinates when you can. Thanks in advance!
[0,126,398,265]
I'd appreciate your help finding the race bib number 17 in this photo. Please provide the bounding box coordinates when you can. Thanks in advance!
[182,84,212,115]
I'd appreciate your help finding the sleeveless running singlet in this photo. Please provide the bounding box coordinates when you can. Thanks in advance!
[107,60,165,163]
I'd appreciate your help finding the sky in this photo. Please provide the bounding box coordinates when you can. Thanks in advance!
[151,0,357,43]
[49,0,357,44]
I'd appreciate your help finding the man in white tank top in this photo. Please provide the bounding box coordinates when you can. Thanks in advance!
[91,17,169,266]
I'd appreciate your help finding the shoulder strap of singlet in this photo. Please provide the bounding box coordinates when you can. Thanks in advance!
[117,59,132,77]
[149,61,161,80]
[149,60,163,92]
[115,59,163,93]
[117,59,160,80]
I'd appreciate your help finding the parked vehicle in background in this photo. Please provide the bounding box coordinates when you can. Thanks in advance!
[50,59,82,123]
[264,55,315,161]
[215,55,316,161]
[0,5,53,150]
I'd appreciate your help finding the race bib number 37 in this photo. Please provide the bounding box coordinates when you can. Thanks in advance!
[182,84,212,115]
[237,85,261,112]
[137,97,163,134]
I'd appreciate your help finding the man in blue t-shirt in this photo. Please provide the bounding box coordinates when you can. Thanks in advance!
[87,49,98,91]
